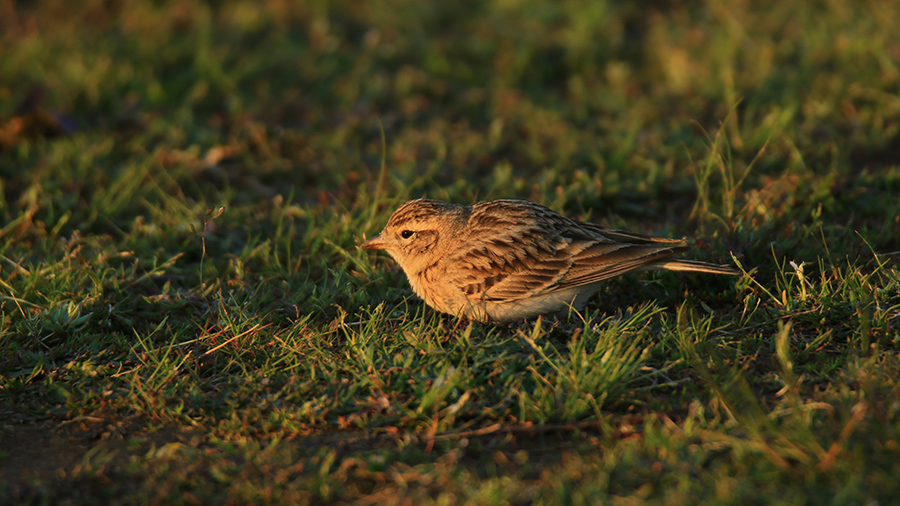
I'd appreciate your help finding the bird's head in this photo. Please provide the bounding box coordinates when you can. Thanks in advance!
[361,199,462,274]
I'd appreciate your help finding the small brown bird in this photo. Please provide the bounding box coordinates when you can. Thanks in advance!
[361,199,737,323]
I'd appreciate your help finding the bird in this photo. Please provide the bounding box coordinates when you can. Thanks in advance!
[360,198,738,323]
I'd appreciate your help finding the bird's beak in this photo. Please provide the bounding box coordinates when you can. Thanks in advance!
[360,233,387,250]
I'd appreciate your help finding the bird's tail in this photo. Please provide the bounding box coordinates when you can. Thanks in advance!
[651,259,740,276]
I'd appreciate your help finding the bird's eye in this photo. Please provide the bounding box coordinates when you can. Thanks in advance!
[400,230,415,239]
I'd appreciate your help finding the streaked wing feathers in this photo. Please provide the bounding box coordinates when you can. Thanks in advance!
[444,201,689,302]
[445,225,573,301]
[579,223,684,245]
[558,243,689,289]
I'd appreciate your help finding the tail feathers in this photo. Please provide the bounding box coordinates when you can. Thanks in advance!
[650,259,740,276]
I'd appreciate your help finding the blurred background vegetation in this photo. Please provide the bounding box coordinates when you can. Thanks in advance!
[4,0,898,225]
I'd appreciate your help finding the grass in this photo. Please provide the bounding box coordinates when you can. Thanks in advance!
[1,0,899,503]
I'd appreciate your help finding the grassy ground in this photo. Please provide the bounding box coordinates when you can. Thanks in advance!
[1,0,899,503]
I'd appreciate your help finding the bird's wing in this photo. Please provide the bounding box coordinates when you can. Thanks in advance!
[579,223,685,245]
[541,213,690,288]
[443,208,692,302]
[555,241,689,289]
[443,223,576,302]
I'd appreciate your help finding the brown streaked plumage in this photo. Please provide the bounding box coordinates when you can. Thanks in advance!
[361,198,738,323]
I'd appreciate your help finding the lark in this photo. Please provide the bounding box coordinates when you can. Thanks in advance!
[361,198,738,323]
